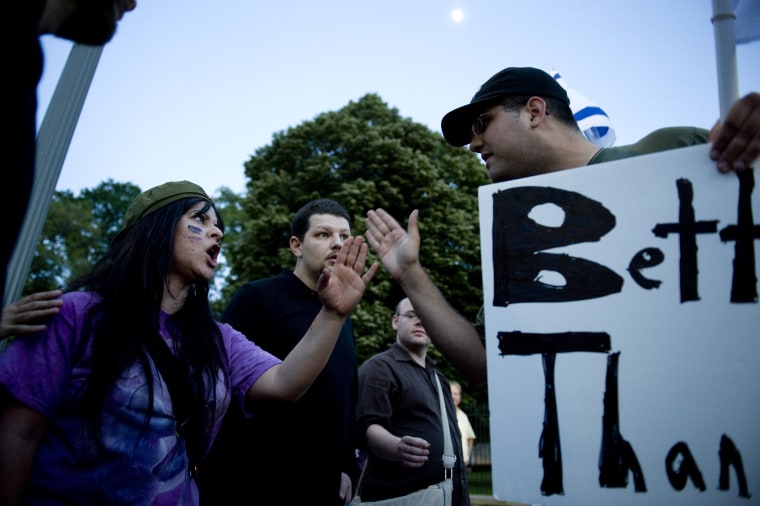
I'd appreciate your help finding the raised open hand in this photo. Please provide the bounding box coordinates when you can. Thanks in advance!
[365,209,421,280]
[316,236,377,317]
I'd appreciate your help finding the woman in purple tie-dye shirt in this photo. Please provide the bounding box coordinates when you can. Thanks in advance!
[0,181,376,505]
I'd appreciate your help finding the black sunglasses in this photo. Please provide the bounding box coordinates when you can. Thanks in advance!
[471,112,492,137]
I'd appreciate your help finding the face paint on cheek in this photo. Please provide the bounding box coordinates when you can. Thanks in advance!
[187,224,202,234]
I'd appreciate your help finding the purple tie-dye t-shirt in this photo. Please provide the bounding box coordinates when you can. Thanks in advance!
[0,291,280,505]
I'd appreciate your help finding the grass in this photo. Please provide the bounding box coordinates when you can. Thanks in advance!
[467,466,493,495]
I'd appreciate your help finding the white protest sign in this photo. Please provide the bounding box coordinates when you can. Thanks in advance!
[478,144,758,506]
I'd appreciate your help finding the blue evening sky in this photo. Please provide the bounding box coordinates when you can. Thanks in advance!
[37,0,759,197]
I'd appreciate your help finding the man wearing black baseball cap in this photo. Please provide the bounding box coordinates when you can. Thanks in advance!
[441,67,571,148]
[365,66,760,383]
[440,66,759,183]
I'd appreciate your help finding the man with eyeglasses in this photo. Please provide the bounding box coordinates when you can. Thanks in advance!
[365,66,760,384]
[355,297,470,505]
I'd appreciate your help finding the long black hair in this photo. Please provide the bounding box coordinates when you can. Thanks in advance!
[67,197,226,445]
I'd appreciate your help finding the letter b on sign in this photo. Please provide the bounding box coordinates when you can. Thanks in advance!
[492,187,623,305]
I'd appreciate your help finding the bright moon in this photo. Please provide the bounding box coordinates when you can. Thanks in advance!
[451,9,464,22]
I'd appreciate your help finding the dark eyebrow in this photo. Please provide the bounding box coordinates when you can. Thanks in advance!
[313,225,351,235]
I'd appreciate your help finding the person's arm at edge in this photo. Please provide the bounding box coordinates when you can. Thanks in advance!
[245,236,377,402]
[0,399,48,505]
[365,209,487,383]
[339,472,352,503]
[1,290,63,339]
[710,92,760,173]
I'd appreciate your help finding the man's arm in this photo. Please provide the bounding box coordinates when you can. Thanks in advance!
[0,399,48,505]
[365,209,487,383]
[710,92,760,172]
[338,472,352,503]
[365,424,430,468]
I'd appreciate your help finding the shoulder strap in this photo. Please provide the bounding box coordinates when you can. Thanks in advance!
[434,373,457,478]
[354,453,368,498]
[143,332,204,470]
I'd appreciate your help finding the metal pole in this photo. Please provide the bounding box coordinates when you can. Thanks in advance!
[3,43,103,306]
[711,0,740,119]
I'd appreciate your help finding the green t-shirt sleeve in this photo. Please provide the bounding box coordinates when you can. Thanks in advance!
[593,127,710,164]
[633,126,710,153]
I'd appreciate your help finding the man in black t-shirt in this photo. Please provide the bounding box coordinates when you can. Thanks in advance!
[199,199,360,506]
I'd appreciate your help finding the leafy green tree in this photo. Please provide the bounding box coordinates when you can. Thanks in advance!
[24,97,491,404]
[24,179,141,293]
[220,93,490,401]
[80,180,142,259]
[209,186,248,316]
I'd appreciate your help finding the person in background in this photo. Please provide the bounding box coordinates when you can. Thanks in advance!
[365,66,760,383]
[3,0,137,309]
[0,181,377,505]
[450,381,476,469]
[355,297,470,505]
[199,199,364,506]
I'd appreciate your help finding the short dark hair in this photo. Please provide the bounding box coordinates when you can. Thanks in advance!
[290,199,351,240]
